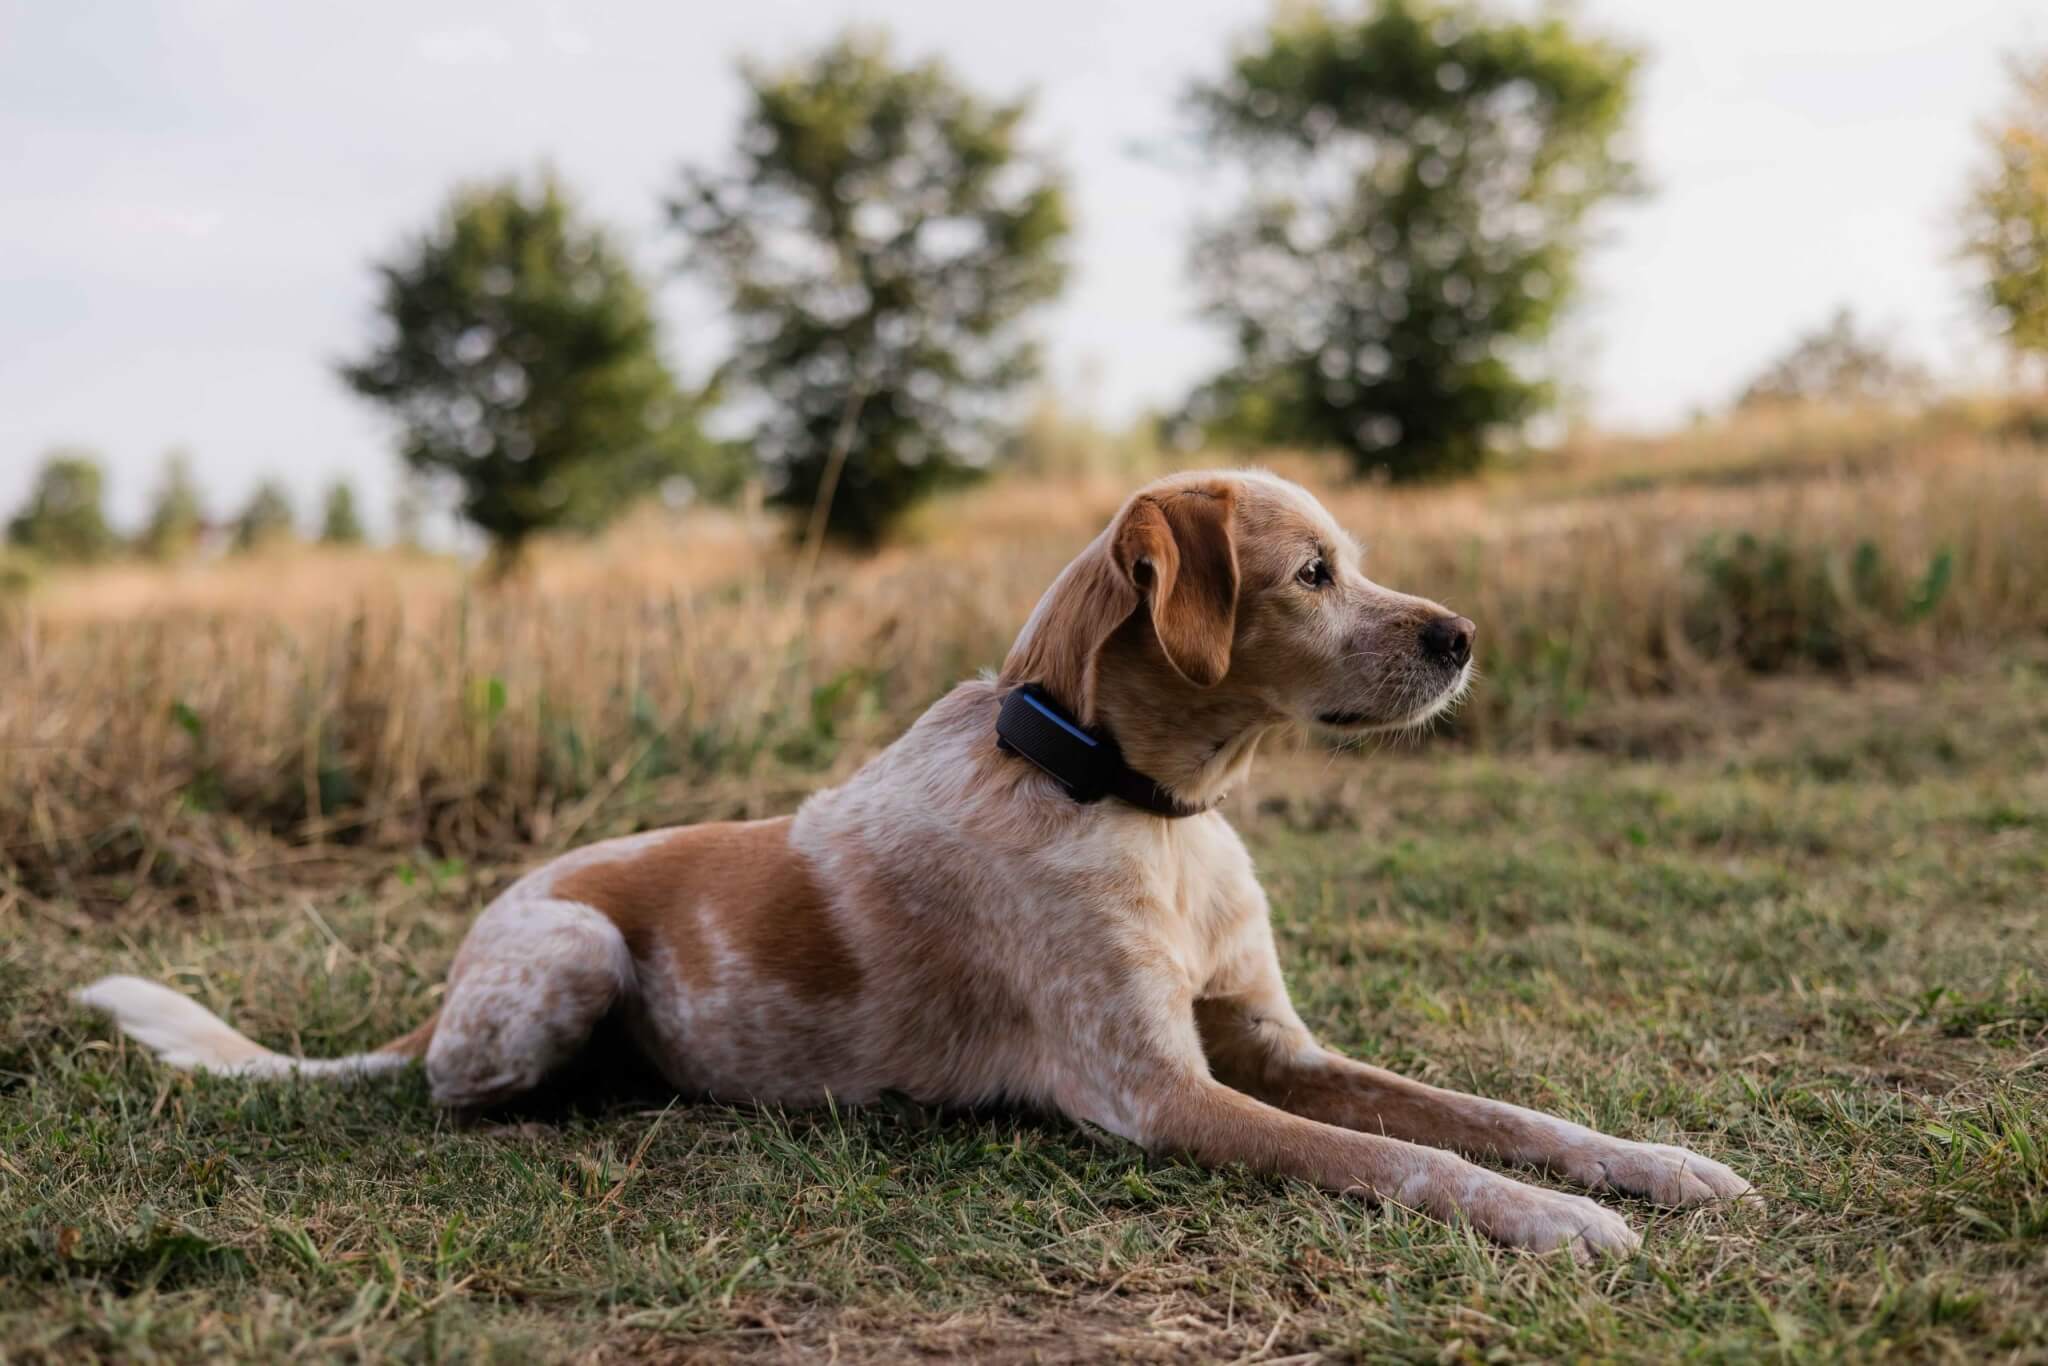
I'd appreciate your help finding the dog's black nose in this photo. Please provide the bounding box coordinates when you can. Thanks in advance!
[1419,614,1475,668]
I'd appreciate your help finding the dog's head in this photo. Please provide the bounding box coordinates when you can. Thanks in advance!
[1001,470,1473,799]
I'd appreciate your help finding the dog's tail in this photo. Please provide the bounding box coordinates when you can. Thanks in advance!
[72,975,436,1082]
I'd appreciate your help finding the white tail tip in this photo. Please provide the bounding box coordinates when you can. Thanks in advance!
[73,974,410,1081]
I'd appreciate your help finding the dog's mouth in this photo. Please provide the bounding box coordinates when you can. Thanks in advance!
[1316,663,1473,733]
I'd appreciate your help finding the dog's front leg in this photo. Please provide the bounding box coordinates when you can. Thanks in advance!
[1088,1065,1639,1259]
[1059,986,1640,1260]
[1195,997,1753,1208]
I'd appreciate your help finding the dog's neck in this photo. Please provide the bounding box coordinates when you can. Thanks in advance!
[1087,620,1282,811]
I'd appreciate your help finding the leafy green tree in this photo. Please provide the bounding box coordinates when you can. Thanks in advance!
[233,480,296,551]
[671,32,1071,545]
[6,450,117,563]
[1179,0,1639,479]
[1736,307,1930,410]
[138,452,206,562]
[319,479,366,545]
[391,478,426,552]
[340,174,731,563]
[1961,54,2048,364]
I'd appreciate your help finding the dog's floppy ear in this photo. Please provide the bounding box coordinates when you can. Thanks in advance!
[1000,530,1141,726]
[1114,488,1239,688]
[1002,484,1239,724]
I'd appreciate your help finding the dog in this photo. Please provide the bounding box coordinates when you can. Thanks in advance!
[77,470,1751,1258]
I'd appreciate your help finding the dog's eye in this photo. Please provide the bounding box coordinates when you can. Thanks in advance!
[1296,558,1332,589]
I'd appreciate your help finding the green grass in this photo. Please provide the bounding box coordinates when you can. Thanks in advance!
[4,662,2046,1361]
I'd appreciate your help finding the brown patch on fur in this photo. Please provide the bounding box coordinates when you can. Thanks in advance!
[556,818,863,1002]
[556,837,713,990]
[377,1009,441,1059]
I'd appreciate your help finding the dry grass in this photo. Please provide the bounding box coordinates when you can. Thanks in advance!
[2,407,2045,917]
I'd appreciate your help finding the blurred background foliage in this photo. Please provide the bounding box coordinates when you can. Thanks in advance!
[318,480,365,546]
[5,3,2048,864]
[10,2,2048,564]
[1734,307,1932,412]
[670,31,1071,545]
[6,451,117,565]
[1961,51,2048,366]
[230,479,296,553]
[337,174,734,565]
[1174,0,1639,479]
[134,452,206,563]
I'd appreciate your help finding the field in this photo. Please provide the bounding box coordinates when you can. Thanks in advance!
[3,409,2046,1360]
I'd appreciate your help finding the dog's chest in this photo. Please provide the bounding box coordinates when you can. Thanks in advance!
[1062,813,1263,991]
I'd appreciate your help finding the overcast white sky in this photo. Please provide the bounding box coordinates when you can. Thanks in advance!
[3,0,2042,534]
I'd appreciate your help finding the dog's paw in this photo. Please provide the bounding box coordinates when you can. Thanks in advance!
[1468,1177,1641,1262]
[1570,1141,1756,1209]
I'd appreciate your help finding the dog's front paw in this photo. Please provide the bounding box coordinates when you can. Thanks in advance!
[1570,1141,1755,1208]
[1467,1176,1641,1262]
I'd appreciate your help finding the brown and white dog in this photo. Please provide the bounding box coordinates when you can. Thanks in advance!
[77,470,1751,1258]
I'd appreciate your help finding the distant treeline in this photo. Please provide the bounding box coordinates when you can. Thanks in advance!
[9,2,2048,567]
[3,452,371,569]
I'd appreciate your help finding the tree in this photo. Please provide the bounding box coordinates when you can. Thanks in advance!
[1178,0,1638,479]
[391,477,427,552]
[7,450,117,563]
[340,174,730,563]
[1961,53,2048,366]
[319,479,366,545]
[671,32,1071,545]
[233,480,296,551]
[1736,307,1930,410]
[138,451,206,562]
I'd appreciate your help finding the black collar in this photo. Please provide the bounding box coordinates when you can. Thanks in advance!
[995,684,1209,819]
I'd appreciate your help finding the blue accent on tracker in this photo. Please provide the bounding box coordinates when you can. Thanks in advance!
[1016,689,1099,747]
[994,683,1201,818]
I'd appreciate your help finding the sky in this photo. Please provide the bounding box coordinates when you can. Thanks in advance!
[3,0,2043,535]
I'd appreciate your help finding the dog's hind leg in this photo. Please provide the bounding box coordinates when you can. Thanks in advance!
[425,895,634,1110]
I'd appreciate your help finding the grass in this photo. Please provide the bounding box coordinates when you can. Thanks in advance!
[5,657,2044,1361]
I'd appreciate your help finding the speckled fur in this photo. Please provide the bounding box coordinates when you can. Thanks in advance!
[75,470,1751,1258]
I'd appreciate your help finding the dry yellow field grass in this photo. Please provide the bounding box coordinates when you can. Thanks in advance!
[4,408,2046,1360]
[3,406,2044,918]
